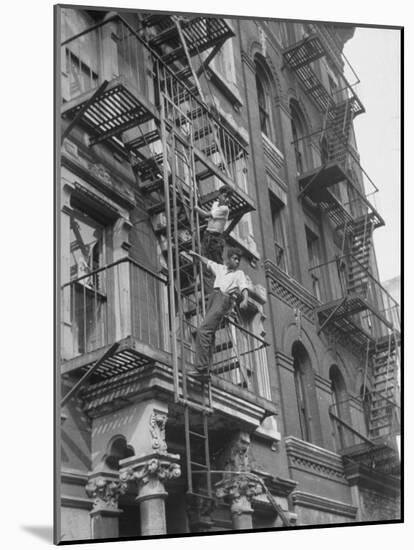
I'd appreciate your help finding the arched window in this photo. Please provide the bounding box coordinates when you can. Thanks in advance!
[292,342,321,444]
[329,365,351,450]
[255,60,274,140]
[290,100,311,175]
[360,384,372,436]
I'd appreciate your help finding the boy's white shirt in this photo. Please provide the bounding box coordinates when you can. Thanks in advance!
[207,201,229,233]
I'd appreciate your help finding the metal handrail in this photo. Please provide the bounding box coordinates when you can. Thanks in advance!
[61,256,167,289]
[61,12,248,155]
[308,252,400,311]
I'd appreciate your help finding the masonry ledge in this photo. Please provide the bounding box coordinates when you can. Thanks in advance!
[63,338,278,427]
[284,436,345,475]
[291,490,357,518]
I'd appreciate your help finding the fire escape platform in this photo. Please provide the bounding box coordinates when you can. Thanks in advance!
[200,185,256,220]
[283,34,364,118]
[320,189,354,228]
[317,293,395,345]
[147,16,234,63]
[61,336,278,422]
[298,162,348,201]
[61,77,160,148]
[283,35,334,115]
[283,34,326,69]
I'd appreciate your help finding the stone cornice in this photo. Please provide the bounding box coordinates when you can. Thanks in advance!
[264,260,318,322]
[61,496,93,510]
[61,469,89,486]
[67,338,279,426]
[291,491,357,518]
[61,143,135,209]
[285,436,346,482]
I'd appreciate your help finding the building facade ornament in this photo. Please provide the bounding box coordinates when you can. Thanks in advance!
[216,474,263,515]
[185,494,215,530]
[149,410,168,454]
[119,453,181,499]
[85,474,128,512]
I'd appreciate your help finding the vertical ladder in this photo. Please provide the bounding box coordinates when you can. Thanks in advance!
[347,213,374,296]
[159,93,214,507]
[369,331,399,438]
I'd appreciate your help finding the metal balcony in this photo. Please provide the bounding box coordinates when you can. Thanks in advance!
[60,257,269,397]
[309,253,400,346]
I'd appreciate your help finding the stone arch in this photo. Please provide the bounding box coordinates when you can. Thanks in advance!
[282,321,319,375]
[329,364,353,448]
[321,348,354,393]
[103,435,135,471]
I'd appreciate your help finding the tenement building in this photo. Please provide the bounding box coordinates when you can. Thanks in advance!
[57,6,401,542]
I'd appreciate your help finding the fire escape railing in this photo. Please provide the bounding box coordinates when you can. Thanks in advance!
[60,257,267,394]
[60,13,249,196]
[308,253,401,337]
[328,394,400,475]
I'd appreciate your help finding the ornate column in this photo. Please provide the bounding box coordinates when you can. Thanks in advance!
[185,494,215,533]
[120,453,181,536]
[85,472,127,539]
[215,432,262,530]
[216,475,262,530]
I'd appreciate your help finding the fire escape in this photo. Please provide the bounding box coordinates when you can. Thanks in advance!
[283,32,401,475]
[60,12,288,526]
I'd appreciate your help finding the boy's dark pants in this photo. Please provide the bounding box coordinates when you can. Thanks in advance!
[195,290,233,373]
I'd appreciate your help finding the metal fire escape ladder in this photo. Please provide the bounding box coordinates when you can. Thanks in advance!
[159,96,215,507]
[172,16,232,181]
[369,330,400,439]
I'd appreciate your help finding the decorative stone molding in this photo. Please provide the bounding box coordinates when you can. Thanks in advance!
[218,431,251,474]
[291,491,357,518]
[61,141,135,208]
[285,436,347,482]
[113,217,132,254]
[314,373,333,393]
[119,453,181,500]
[276,350,295,373]
[149,410,168,454]
[85,473,128,512]
[216,474,263,513]
[265,259,318,322]
[241,49,256,73]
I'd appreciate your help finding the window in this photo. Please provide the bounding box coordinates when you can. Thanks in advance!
[69,208,107,355]
[270,195,290,273]
[306,227,322,300]
[290,100,311,175]
[255,60,274,140]
[329,365,351,450]
[211,32,237,85]
[292,342,322,444]
[360,385,372,437]
[62,9,100,100]
[294,359,310,442]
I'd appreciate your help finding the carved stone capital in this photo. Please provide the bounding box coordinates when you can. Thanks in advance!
[85,472,127,513]
[119,453,181,501]
[215,474,263,515]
